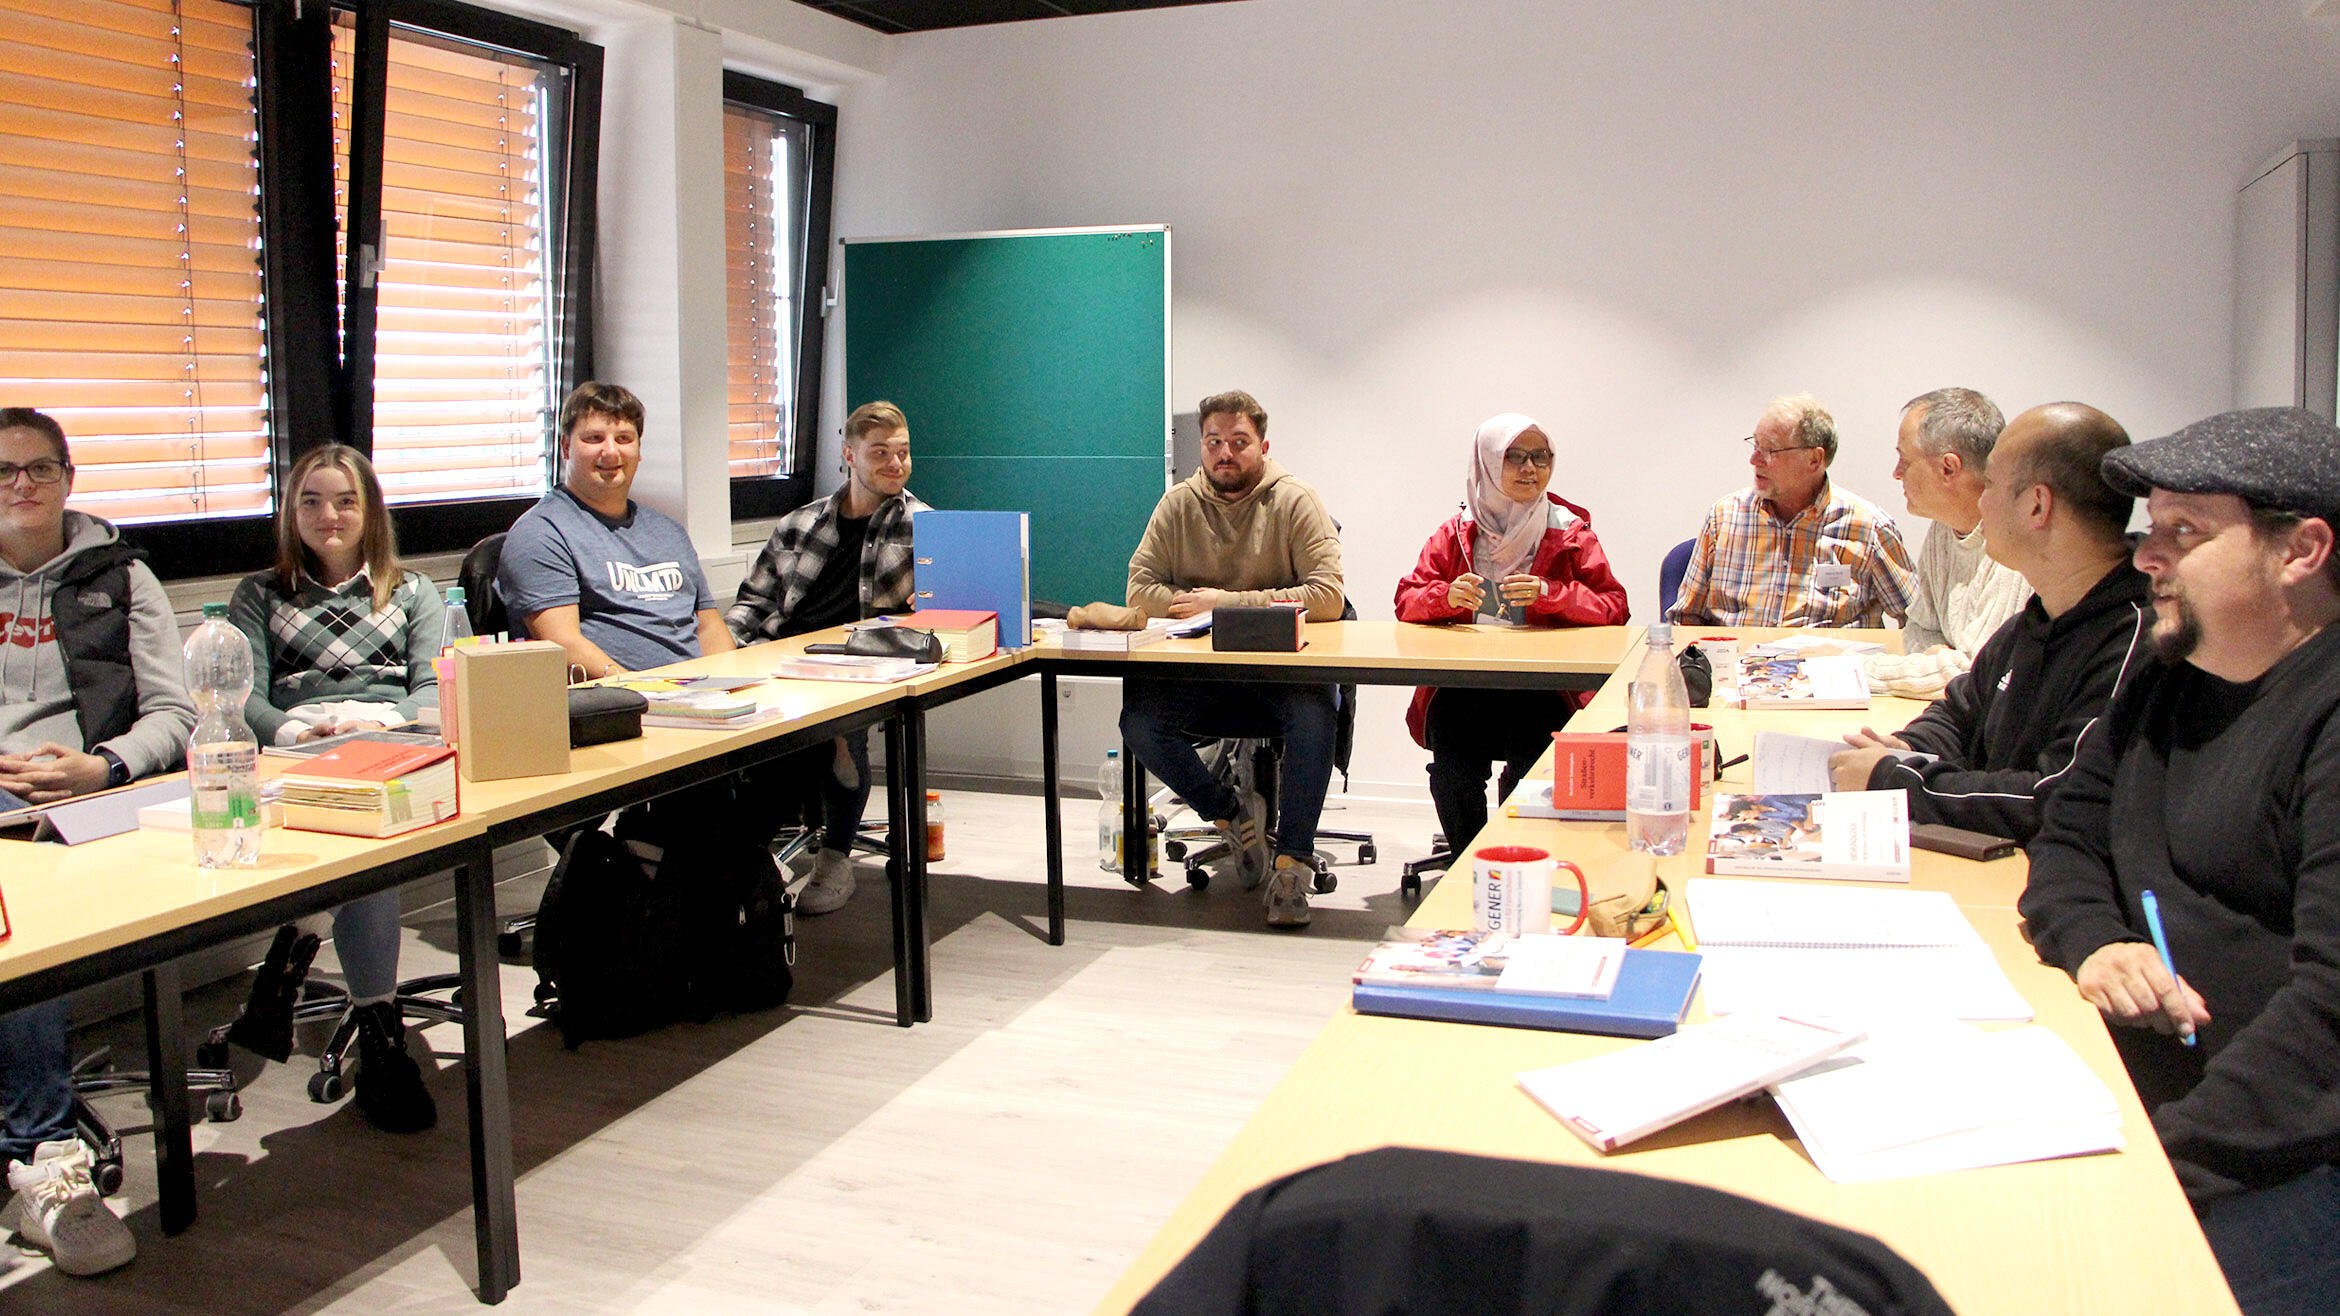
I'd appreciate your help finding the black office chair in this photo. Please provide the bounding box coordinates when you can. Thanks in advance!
[70,1047,240,1198]
[458,532,510,638]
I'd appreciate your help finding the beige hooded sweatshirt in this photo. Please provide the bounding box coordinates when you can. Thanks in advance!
[1125,458,1345,621]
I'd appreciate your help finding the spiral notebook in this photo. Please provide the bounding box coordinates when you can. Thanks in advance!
[1684,879,2034,1021]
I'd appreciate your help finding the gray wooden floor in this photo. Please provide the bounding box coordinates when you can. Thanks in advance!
[2,790,1446,1314]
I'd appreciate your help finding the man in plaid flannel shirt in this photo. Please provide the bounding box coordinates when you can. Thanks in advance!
[1668,393,1916,629]
[726,400,929,913]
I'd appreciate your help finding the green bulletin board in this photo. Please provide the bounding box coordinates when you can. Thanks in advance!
[842,226,1171,608]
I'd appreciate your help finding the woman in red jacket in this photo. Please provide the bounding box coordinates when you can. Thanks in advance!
[1393,413,1631,853]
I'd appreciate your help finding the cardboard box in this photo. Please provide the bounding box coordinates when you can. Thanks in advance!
[451,641,571,782]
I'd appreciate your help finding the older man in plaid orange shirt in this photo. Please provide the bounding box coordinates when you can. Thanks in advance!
[1668,394,1916,628]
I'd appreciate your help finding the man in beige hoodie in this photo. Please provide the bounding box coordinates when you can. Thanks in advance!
[1123,390,1344,927]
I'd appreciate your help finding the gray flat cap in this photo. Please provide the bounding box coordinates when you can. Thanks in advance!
[2102,406,2340,520]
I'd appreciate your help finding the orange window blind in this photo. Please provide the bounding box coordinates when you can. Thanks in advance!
[0,0,268,524]
[723,101,807,480]
[335,16,558,506]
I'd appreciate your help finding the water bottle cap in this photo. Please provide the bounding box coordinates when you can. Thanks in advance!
[1646,622,1672,646]
[1105,749,1118,758]
[202,602,227,618]
[445,585,467,604]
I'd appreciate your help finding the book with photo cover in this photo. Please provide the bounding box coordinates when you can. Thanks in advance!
[1736,652,1871,710]
[1704,790,1911,883]
[1353,929,1627,1000]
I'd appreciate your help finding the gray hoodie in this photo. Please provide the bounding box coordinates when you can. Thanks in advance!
[1,510,195,779]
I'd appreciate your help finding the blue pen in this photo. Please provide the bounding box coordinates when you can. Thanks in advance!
[2139,890,2197,1047]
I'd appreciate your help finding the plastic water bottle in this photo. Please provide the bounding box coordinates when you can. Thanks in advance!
[442,585,476,648]
[1626,623,1693,855]
[438,586,474,744]
[1097,748,1124,873]
[183,602,261,868]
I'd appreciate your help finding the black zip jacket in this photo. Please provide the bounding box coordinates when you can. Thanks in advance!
[1866,562,2150,841]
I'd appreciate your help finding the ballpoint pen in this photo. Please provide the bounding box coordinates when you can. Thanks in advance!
[2139,889,2197,1047]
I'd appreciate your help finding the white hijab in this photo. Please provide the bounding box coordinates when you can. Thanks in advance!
[1466,412,1550,581]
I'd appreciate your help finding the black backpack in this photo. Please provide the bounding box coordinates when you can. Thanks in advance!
[532,791,796,1048]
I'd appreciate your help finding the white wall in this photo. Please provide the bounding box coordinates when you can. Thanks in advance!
[832,0,2340,797]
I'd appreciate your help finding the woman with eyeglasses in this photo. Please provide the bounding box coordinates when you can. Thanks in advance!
[1394,413,1631,855]
[218,443,441,1134]
[0,406,194,1276]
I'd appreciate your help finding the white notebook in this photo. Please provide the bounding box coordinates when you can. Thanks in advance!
[1684,879,2035,1022]
[1518,1014,1864,1152]
[1771,1020,2125,1182]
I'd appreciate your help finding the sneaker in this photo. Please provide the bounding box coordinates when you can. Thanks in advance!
[1213,790,1273,889]
[1264,854,1313,928]
[7,1140,134,1276]
[351,1002,437,1134]
[225,924,320,1062]
[796,848,856,916]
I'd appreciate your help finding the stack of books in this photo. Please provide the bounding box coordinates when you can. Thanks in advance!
[892,609,999,662]
[1349,927,1702,1038]
[774,654,938,683]
[276,741,459,838]
[1059,621,1171,652]
[638,689,786,730]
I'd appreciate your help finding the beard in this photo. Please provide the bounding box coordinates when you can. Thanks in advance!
[2150,596,2202,664]
[1205,463,1261,496]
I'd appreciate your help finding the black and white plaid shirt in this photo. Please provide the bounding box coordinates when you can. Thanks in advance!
[726,487,929,644]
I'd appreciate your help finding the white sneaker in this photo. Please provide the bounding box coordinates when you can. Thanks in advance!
[7,1140,134,1276]
[796,848,856,915]
[1213,790,1273,889]
[1264,854,1313,928]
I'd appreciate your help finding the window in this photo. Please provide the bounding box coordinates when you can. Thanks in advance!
[0,0,269,525]
[722,73,833,520]
[0,0,599,578]
[335,13,575,509]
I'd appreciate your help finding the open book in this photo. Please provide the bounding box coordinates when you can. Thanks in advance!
[1684,879,2034,1021]
[1517,1014,1865,1152]
[1705,790,1911,882]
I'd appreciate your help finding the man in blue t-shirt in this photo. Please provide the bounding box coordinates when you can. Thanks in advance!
[498,382,732,676]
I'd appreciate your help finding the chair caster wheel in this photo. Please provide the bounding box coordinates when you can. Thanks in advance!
[1186,866,1210,890]
[195,1039,230,1069]
[1163,840,1186,861]
[307,1070,345,1104]
[93,1161,124,1196]
[496,930,525,958]
[1312,872,1337,895]
[1358,842,1378,865]
[205,1091,243,1122]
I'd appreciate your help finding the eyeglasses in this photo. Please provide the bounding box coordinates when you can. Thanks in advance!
[1744,436,1819,462]
[0,458,69,486]
[1502,449,1554,471]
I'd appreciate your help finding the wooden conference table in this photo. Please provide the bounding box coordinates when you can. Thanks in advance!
[0,631,1033,1303]
[1095,628,2241,1316]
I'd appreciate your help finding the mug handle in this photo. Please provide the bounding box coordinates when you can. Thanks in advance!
[1552,860,1592,936]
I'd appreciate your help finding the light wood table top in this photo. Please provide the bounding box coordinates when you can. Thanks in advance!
[1095,636,2239,1316]
[1038,620,1638,680]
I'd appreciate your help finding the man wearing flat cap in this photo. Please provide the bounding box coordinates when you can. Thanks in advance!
[2018,406,2340,1313]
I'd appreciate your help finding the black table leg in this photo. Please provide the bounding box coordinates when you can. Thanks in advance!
[452,837,520,1303]
[141,963,194,1236]
[902,703,934,1023]
[1122,739,1150,887]
[1040,670,1064,945]
[883,715,915,1028]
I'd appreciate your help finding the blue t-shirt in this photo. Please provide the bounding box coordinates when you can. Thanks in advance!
[496,486,715,672]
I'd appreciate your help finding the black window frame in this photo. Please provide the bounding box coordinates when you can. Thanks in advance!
[721,71,836,523]
[122,0,602,580]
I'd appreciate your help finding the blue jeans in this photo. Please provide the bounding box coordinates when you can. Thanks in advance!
[2199,1165,2340,1315]
[0,998,76,1168]
[332,890,404,1002]
[1119,677,1337,859]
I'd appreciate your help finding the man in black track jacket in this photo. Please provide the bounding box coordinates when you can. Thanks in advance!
[1829,402,2145,842]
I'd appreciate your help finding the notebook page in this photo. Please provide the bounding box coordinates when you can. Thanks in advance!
[1698,945,2035,1022]
[1517,1015,1862,1150]
[1686,879,1981,949]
